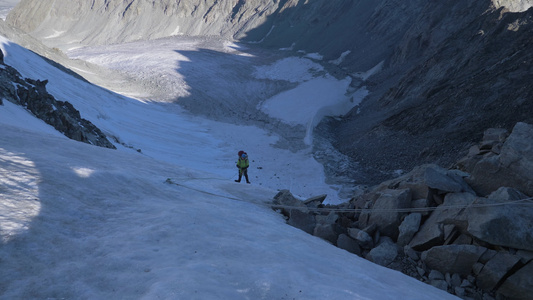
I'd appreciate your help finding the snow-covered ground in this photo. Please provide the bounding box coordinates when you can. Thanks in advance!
[0,35,458,300]
[1,1,457,297]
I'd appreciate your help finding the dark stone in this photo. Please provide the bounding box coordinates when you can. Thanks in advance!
[287,209,316,235]
[498,262,533,300]
[421,245,487,276]
[337,234,362,256]
[476,252,521,291]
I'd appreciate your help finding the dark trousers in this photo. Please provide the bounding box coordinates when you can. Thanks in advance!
[236,168,250,183]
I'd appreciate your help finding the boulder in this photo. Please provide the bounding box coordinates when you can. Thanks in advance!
[313,224,338,244]
[410,192,477,251]
[373,164,433,200]
[273,190,307,216]
[482,128,509,144]
[463,187,533,251]
[403,245,420,261]
[337,234,362,256]
[303,194,327,207]
[409,218,444,251]
[497,262,533,300]
[367,188,412,239]
[428,270,445,281]
[421,245,487,276]
[466,122,533,196]
[315,211,338,225]
[429,279,448,291]
[287,209,316,235]
[411,198,431,216]
[424,165,470,194]
[476,252,521,291]
[347,227,374,249]
[313,211,340,243]
[499,122,533,194]
[366,237,398,267]
[397,213,422,247]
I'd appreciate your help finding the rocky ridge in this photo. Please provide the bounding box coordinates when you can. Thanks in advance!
[0,48,115,149]
[273,122,533,300]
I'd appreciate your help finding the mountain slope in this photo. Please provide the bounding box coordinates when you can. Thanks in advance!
[0,31,459,300]
[6,0,533,183]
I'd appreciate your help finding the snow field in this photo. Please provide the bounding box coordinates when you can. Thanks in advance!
[1,30,458,299]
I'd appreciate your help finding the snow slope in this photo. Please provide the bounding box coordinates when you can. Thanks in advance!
[0,114,456,300]
[0,31,459,300]
[2,35,352,204]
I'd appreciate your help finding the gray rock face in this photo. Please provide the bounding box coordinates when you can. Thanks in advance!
[409,192,477,251]
[337,234,361,256]
[424,166,464,193]
[287,209,315,235]
[366,188,412,239]
[331,5,533,185]
[421,245,487,276]
[272,189,308,216]
[498,262,533,300]
[462,187,533,252]
[347,227,374,249]
[476,252,521,291]
[397,213,421,247]
[366,237,398,267]
[466,122,533,196]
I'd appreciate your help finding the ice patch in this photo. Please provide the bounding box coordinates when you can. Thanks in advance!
[492,0,533,12]
[279,42,295,51]
[43,30,66,39]
[353,60,384,81]
[259,75,354,129]
[253,57,323,83]
[329,50,351,65]
[171,25,181,36]
[304,53,324,61]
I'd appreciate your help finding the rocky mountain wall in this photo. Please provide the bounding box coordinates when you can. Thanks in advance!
[6,0,435,71]
[332,4,533,183]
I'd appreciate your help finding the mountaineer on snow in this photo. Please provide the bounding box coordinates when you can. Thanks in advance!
[235,150,250,184]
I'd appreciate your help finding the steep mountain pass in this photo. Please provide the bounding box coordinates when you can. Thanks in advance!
[5,0,533,184]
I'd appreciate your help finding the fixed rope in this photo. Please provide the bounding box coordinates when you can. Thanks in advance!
[165,178,533,213]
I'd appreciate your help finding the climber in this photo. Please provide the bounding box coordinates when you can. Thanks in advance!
[235,150,250,184]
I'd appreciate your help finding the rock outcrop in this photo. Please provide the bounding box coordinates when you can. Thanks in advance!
[273,122,533,300]
[0,54,115,149]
